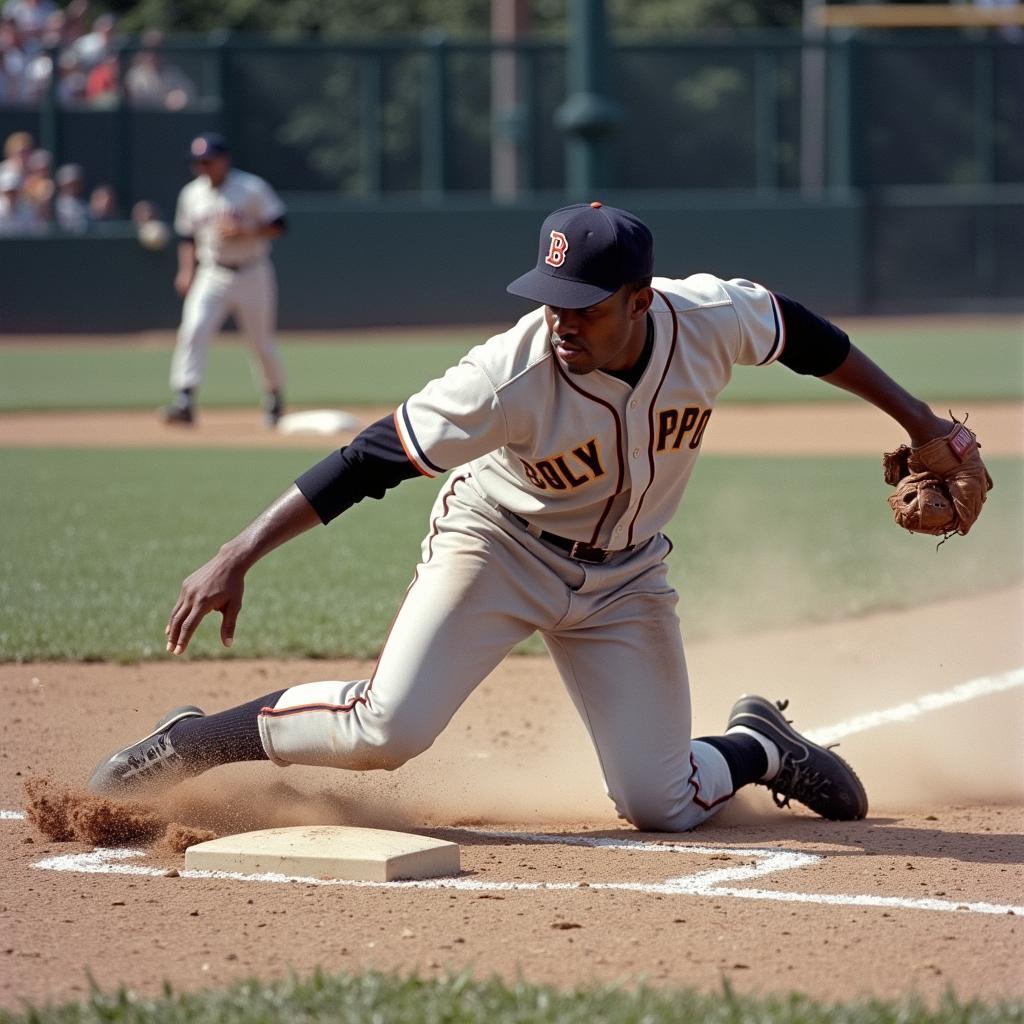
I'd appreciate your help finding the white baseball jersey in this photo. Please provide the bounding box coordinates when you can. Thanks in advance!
[395,274,785,549]
[174,167,285,267]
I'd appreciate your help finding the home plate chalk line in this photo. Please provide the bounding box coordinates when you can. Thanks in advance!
[6,666,1024,917]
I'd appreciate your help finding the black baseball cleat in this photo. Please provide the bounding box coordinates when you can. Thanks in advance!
[88,706,206,797]
[727,695,868,821]
[160,403,194,425]
[263,390,284,428]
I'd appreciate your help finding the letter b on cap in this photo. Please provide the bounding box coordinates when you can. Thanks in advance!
[545,230,569,268]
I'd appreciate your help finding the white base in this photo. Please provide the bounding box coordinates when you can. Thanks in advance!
[276,409,361,435]
[184,825,459,881]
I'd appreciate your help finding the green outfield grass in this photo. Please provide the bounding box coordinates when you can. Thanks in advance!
[0,319,1021,411]
[1,971,1021,1024]
[1,448,1019,663]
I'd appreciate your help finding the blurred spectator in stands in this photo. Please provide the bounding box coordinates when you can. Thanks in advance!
[23,145,53,220]
[125,30,195,110]
[88,181,116,220]
[71,11,116,69]
[55,161,88,231]
[0,165,42,232]
[1,0,57,56]
[62,0,89,49]
[84,50,117,106]
[20,14,63,101]
[0,130,33,176]
[1,19,28,102]
[131,198,158,224]
[56,47,87,104]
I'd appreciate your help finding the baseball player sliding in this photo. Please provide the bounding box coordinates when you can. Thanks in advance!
[90,203,991,829]
[163,133,287,427]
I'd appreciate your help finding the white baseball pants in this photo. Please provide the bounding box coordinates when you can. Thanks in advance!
[258,473,735,832]
[169,260,285,392]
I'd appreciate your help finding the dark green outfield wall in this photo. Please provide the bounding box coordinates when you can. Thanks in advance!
[1,196,866,333]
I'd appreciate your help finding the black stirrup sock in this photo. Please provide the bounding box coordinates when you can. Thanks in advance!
[697,733,769,789]
[169,690,286,768]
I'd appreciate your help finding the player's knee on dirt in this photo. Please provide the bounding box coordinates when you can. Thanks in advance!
[608,778,720,833]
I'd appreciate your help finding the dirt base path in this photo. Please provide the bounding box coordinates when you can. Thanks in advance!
[2,585,1021,1009]
[1,402,1021,454]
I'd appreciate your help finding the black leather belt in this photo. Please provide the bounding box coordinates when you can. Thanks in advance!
[500,507,632,565]
[212,260,257,271]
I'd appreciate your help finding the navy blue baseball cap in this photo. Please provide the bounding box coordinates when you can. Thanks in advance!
[188,133,229,160]
[507,201,654,309]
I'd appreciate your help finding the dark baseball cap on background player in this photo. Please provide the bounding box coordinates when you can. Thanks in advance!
[188,133,229,161]
[507,201,654,310]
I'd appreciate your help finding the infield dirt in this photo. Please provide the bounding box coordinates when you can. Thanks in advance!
[1,403,1021,1010]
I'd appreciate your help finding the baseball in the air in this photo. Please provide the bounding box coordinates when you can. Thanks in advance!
[137,219,171,251]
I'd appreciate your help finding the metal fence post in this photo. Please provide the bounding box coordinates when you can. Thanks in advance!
[210,30,233,150]
[519,47,538,195]
[973,44,997,294]
[799,0,828,195]
[115,44,133,213]
[39,44,61,170]
[754,49,780,192]
[827,38,853,189]
[556,0,621,195]
[973,43,996,185]
[421,30,449,198]
[359,53,383,197]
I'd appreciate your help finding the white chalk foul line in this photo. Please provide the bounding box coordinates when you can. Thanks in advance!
[805,666,1024,746]
[10,665,1024,915]
[28,833,1024,917]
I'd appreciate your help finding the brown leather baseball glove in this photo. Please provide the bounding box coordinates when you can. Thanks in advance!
[882,419,993,538]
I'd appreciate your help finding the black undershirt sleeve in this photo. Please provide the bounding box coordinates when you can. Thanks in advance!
[774,292,852,377]
[295,414,420,524]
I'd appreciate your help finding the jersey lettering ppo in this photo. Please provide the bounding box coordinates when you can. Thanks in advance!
[174,168,285,267]
[395,274,786,550]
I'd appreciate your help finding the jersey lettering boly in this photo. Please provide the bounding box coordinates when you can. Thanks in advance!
[395,274,786,550]
[174,168,285,267]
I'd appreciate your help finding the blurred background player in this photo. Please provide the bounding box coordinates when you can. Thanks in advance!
[163,132,287,427]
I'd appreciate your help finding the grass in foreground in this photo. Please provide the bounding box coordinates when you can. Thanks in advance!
[1,318,1021,411]
[2,971,1022,1024]
[0,449,1020,662]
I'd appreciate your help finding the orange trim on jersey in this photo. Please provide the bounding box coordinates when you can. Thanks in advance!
[393,408,436,478]
[758,291,787,366]
[550,352,625,548]
[688,751,735,811]
[262,699,370,719]
[422,473,466,566]
[626,289,678,547]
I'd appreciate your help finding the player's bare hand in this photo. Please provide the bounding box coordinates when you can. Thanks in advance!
[908,410,957,449]
[165,550,246,655]
[174,270,194,297]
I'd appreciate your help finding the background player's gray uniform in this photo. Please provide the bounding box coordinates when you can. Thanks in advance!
[171,167,286,396]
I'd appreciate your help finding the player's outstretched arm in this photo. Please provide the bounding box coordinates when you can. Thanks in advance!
[165,484,320,655]
[821,344,953,446]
